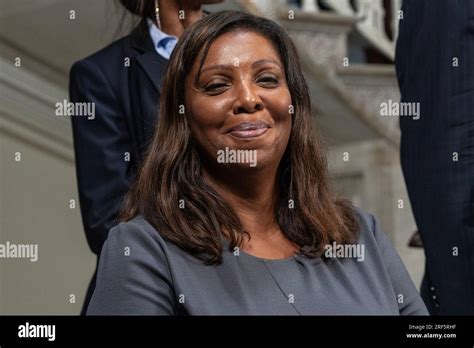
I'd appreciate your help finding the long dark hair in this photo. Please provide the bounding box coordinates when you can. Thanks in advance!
[120,10,360,265]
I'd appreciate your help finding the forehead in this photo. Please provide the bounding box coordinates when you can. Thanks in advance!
[199,30,282,68]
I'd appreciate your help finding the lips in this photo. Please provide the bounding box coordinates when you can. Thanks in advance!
[227,122,270,139]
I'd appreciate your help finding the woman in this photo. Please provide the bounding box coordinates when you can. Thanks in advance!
[87,10,428,315]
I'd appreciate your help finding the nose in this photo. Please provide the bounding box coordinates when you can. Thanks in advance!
[232,80,264,115]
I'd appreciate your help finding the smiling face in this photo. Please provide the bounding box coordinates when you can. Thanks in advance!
[185,30,293,170]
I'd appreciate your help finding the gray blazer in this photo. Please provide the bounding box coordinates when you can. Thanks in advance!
[87,208,428,315]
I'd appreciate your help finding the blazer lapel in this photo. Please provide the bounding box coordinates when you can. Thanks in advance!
[134,52,168,93]
[128,20,169,159]
[130,19,168,94]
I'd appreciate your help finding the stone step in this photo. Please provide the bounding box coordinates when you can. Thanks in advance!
[279,11,356,68]
[276,11,400,147]
[337,63,401,145]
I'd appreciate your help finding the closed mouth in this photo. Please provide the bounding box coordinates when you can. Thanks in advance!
[227,122,270,139]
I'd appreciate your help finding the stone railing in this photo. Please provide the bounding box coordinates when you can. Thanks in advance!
[320,0,401,60]
[247,0,402,60]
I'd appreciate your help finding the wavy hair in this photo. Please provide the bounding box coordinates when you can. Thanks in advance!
[120,10,359,265]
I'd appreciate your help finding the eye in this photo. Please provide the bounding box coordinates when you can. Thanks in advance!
[257,75,279,87]
[203,82,229,94]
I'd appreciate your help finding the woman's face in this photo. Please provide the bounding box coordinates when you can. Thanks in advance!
[185,30,292,170]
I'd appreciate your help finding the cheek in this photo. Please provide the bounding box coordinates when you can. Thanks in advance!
[266,89,293,132]
[188,96,229,130]
[264,89,293,151]
[187,96,231,156]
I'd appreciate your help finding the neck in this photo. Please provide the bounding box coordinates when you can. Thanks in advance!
[157,0,203,37]
[203,162,281,240]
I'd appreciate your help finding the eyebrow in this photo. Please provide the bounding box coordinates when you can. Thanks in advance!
[199,59,283,75]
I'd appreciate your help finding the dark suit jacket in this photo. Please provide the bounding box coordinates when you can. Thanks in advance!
[70,20,167,256]
[70,20,168,313]
[396,0,474,314]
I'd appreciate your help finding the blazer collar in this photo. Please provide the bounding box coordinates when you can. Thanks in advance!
[130,19,168,93]
[130,19,155,53]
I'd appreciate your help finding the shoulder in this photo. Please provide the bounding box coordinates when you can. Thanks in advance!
[352,206,392,252]
[350,206,405,274]
[69,34,131,79]
[352,205,376,229]
[90,216,177,315]
[104,216,208,267]
[98,216,173,274]
[348,207,429,315]
[106,215,167,249]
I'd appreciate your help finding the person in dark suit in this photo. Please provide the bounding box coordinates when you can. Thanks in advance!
[69,0,222,314]
[395,0,474,314]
